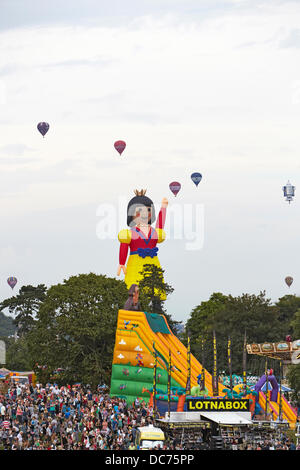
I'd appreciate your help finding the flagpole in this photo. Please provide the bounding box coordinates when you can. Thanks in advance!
[187,334,191,396]
[265,358,269,421]
[279,360,283,421]
[213,330,218,396]
[228,336,233,393]
[153,342,157,420]
[243,330,247,397]
[201,339,205,390]
[168,349,171,420]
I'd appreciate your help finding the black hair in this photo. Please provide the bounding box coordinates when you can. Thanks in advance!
[127,190,156,227]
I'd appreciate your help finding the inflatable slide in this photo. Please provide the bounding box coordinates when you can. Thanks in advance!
[254,374,297,428]
[110,310,224,404]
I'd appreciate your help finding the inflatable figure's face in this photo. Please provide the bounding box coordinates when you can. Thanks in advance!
[129,203,152,226]
[136,204,152,225]
[127,192,156,227]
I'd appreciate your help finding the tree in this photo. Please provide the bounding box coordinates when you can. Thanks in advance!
[0,312,16,337]
[291,309,300,338]
[275,295,300,337]
[27,273,128,388]
[5,336,32,371]
[186,291,283,376]
[138,264,180,333]
[286,309,300,400]
[0,285,47,336]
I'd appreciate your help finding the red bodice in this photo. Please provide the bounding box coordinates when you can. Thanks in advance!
[119,207,166,265]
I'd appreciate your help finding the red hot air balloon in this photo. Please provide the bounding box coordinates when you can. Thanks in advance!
[114,140,126,155]
[7,277,17,290]
[169,182,181,197]
[37,122,50,137]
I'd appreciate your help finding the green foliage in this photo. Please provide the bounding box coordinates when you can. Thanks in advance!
[186,291,284,376]
[275,295,300,336]
[138,264,180,333]
[0,269,298,394]
[290,308,300,338]
[0,284,47,336]
[286,364,300,402]
[288,308,300,400]
[0,311,16,337]
[5,336,32,371]
[27,273,128,388]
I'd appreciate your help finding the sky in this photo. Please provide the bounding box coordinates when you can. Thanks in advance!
[1,0,300,323]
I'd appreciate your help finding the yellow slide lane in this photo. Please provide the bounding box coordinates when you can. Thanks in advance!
[158,328,219,395]
[114,310,296,427]
[271,400,297,427]
[115,311,184,387]
[114,310,223,397]
[157,332,215,396]
[258,393,297,428]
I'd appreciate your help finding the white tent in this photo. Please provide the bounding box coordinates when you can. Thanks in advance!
[199,412,252,425]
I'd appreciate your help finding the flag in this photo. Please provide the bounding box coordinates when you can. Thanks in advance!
[167,349,171,418]
[242,331,247,396]
[212,330,218,396]
[265,358,269,419]
[186,335,191,394]
[228,336,233,392]
[201,339,205,389]
[152,342,158,418]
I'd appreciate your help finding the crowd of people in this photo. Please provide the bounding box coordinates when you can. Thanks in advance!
[0,381,298,450]
[0,382,160,450]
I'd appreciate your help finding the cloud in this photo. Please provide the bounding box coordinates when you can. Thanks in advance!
[0,143,36,156]
[279,28,300,48]
[0,2,300,321]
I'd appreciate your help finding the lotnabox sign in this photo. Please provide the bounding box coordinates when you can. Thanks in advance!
[186,398,250,412]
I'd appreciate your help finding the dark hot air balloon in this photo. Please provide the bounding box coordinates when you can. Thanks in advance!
[285,276,293,288]
[37,122,50,137]
[169,182,181,197]
[7,277,17,290]
[283,180,295,204]
[114,140,126,155]
[191,172,202,187]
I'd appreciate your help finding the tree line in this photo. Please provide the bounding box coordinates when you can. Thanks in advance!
[0,266,299,399]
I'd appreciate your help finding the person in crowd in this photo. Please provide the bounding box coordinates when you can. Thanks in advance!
[0,382,297,450]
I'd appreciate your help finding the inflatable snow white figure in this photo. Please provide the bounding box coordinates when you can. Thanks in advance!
[117,189,168,293]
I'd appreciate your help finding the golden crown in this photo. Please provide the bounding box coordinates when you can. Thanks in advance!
[134,189,147,196]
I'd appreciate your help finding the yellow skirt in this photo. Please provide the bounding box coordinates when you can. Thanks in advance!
[124,254,166,300]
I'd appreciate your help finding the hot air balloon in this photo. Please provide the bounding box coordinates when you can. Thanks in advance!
[283,180,295,204]
[285,276,293,288]
[37,122,50,137]
[191,172,202,187]
[7,277,17,290]
[169,181,181,197]
[114,140,126,155]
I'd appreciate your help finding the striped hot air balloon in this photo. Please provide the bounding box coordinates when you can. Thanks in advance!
[169,181,181,197]
[114,140,126,155]
[191,172,202,187]
[7,277,17,290]
[37,122,50,137]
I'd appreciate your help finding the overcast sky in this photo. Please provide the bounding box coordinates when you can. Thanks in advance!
[1,0,300,323]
